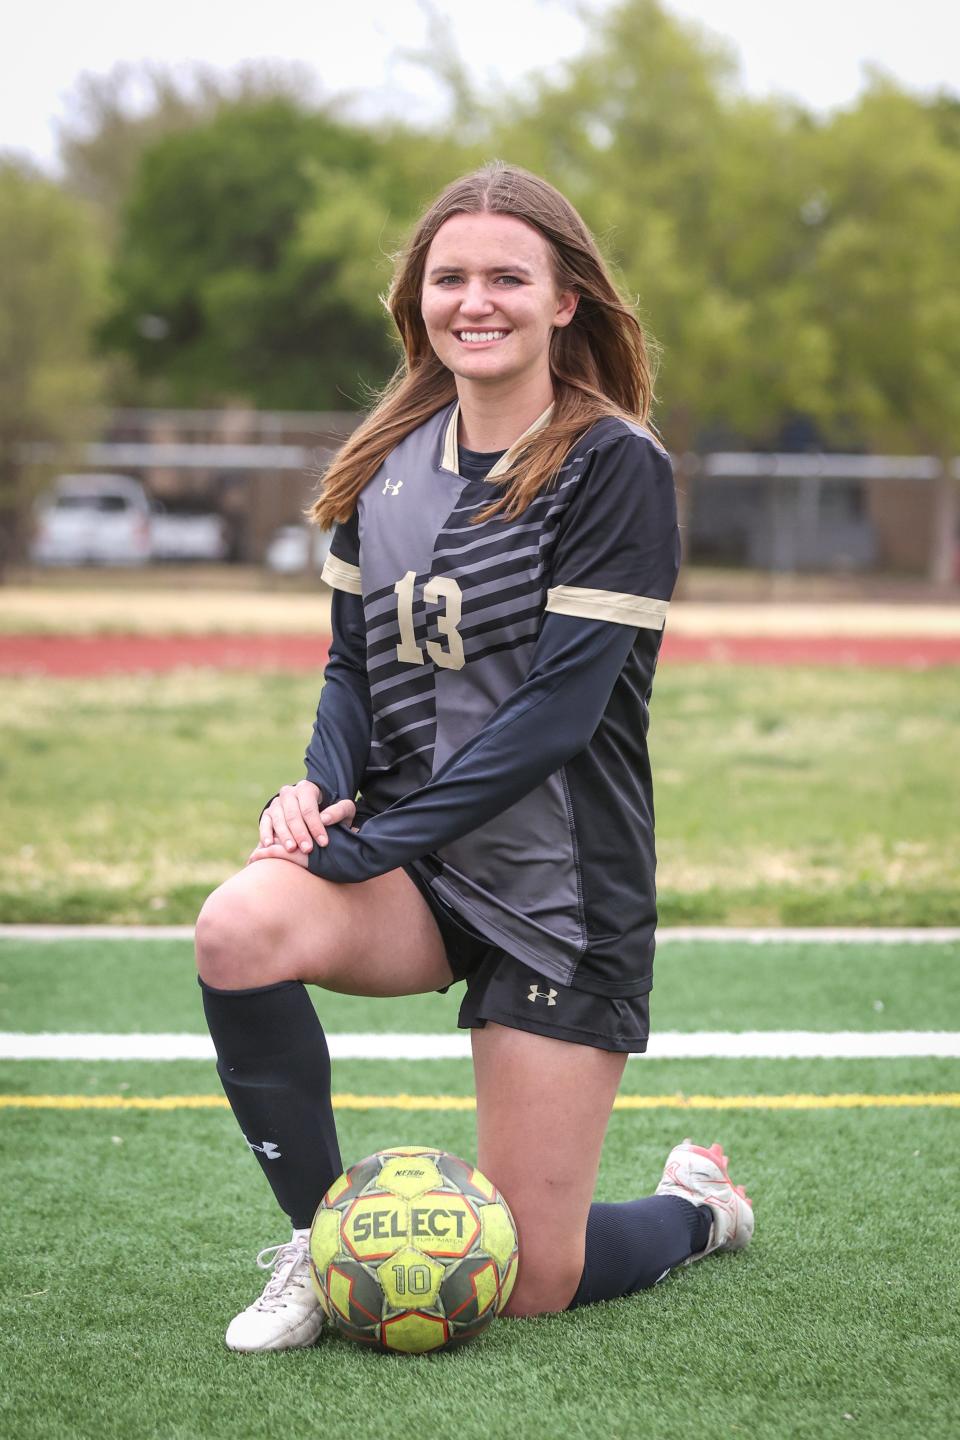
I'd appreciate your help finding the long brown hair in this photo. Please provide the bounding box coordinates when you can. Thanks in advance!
[309,161,657,528]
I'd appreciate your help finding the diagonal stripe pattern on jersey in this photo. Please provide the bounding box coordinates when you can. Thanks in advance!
[306,401,680,998]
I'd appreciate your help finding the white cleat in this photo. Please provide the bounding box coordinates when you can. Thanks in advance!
[225,1231,323,1353]
[656,1139,755,1262]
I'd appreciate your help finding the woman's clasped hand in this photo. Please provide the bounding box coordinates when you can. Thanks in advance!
[250,781,357,867]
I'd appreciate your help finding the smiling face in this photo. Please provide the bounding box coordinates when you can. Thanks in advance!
[420,212,578,395]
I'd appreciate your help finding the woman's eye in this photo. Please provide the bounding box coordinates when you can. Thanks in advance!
[433,274,522,286]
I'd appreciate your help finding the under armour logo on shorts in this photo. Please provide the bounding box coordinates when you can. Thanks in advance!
[527,984,558,1006]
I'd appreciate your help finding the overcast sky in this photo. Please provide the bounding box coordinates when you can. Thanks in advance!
[4,0,958,170]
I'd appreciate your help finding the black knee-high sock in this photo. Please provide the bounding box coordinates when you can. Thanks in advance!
[567,1196,712,1308]
[200,977,342,1230]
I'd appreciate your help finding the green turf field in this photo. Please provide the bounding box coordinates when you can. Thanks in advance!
[2,665,958,926]
[3,937,958,1440]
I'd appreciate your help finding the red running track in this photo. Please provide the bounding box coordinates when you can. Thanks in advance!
[1,631,959,676]
[0,633,331,677]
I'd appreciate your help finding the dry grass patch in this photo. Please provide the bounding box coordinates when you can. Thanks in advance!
[2,665,958,925]
[0,585,331,634]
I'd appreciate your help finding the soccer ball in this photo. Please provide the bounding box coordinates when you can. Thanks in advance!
[309,1146,519,1353]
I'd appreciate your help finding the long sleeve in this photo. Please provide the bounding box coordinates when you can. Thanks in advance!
[306,611,649,883]
[303,587,372,805]
[305,423,679,888]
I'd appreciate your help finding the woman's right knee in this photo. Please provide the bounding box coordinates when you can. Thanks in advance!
[195,877,289,990]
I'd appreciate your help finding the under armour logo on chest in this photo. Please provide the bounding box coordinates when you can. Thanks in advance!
[527,984,558,1006]
[382,478,403,497]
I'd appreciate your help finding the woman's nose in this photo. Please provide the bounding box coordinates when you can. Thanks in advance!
[458,282,496,318]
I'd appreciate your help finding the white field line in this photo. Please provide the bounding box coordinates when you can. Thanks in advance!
[2,1031,959,1061]
[2,925,959,945]
[661,927,960,945]
[0,926,197,941]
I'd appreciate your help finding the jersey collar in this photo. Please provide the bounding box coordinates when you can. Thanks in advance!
[440,400,555,480]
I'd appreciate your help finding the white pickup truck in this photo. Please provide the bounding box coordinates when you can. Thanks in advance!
[30,475,228,565]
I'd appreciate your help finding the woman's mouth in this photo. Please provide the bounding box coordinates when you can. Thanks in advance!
[455,329,510,345]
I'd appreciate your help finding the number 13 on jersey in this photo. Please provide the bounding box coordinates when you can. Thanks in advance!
[394,570,466,671]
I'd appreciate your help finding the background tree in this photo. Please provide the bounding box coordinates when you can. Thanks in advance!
[485,0,814,576]
[99,98,478,408]
[490,0,831,451]
[0,160,106,573]
[493,4,959,455]
[87,0,960,581]
[57,61,322,237]
[802,78,960,455]
[800,77,960,579]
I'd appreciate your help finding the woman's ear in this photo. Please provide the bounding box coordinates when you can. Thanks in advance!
[553,289,580,329]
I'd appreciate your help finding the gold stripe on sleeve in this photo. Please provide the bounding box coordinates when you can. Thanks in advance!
[321,554,363,595]
[545,585,669,629]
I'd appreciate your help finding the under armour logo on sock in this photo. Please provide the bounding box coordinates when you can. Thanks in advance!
[527,985,558,1006]
[382,478,403,496]
[246,1137,282,1160]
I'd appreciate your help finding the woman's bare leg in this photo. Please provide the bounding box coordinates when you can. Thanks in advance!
[472,1024,744,1319]
[195,858,453,995]
[471,1022,626,1316]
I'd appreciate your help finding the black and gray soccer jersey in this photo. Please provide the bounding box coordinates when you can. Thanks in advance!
[303,400,680,997]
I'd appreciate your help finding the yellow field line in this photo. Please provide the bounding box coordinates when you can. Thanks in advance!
[1,1092,959,1113]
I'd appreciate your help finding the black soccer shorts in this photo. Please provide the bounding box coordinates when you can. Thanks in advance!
[404,863,650,1054]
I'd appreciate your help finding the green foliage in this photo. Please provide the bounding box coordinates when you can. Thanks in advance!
[0,161,107,568]
[488,0,960,454]
[0,162,106,439]
[490,0,798,443]
[800,78,960,453]
[100,100,374,405]
[100,99,477,408]
[75,1,960,449]
[58,60,322,236]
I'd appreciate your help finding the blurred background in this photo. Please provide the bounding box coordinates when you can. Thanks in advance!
[2,0,959,584]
